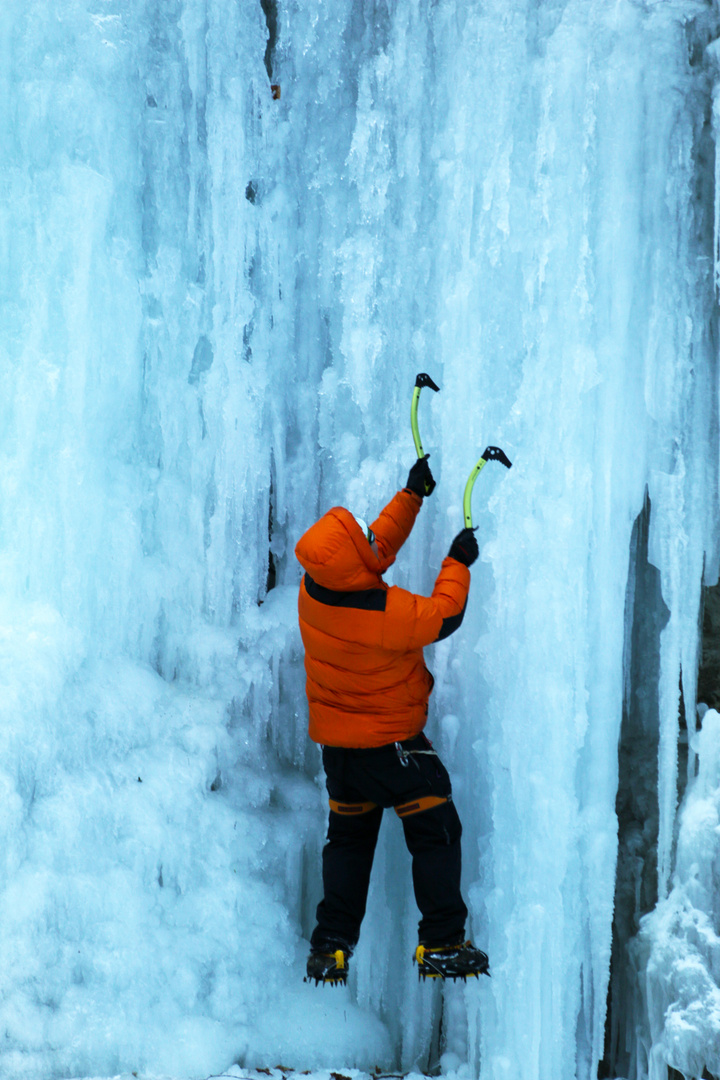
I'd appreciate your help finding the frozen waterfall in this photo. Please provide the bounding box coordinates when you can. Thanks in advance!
[2,1,720,1078]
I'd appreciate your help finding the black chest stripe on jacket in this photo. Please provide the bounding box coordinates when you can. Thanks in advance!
[304,574,387,612]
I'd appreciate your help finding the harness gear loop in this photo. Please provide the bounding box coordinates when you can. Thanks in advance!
[395,742,439,767]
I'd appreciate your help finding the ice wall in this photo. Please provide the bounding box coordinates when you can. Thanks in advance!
[0,2,371,1077]
[2,0,720,1078]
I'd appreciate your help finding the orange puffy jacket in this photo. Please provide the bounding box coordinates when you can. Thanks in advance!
[295,488,471,748]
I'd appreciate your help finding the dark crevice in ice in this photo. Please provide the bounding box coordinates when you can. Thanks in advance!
[203,473,217,554]
[686,9,720,69]
[189,334,214,384]
[525,0,570,60]
[243,320,254,364]
[261,463,277,603]
[677,668,689,812]
[259,0,278,81]
[150,604,169,678]
[599,492,668,1080]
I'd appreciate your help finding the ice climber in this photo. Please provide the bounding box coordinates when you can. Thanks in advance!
[295,455,490,984]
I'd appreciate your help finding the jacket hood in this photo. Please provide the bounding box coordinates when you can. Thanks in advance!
[295,507,391,590]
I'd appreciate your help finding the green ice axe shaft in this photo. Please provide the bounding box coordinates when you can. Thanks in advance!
[411,374,440,479]
[463,446,512,528]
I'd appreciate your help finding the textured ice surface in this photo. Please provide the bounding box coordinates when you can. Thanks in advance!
[2,0,720,1078]
[628,709,720,1080]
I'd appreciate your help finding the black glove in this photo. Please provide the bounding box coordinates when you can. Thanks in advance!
[448,527,478,567]
[406,455,436,498]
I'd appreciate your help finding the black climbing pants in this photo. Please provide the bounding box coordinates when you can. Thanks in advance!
[310,733,468,952]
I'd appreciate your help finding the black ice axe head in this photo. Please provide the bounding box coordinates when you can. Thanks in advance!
[480,446,512,470]
[415,373,440,392]
[463,445,512,528]
[411,373,440,459]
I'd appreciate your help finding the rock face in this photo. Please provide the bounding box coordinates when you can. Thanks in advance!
[698,585,720,714]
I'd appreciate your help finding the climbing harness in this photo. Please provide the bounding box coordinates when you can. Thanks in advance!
[394,740,438,767]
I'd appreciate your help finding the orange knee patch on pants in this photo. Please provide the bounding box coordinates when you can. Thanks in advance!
[394,795,448,818]
[329,798,377,816]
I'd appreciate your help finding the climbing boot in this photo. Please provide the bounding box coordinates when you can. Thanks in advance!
[305,948,349,986]
[414,940,490,981]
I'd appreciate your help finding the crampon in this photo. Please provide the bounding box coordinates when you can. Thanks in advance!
[414,941,490,981]
[304,948,349,986]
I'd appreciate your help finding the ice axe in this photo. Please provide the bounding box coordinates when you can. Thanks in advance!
[463,446,512,528]
[411,373,440,495]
